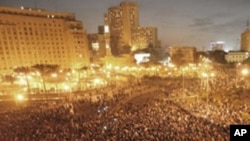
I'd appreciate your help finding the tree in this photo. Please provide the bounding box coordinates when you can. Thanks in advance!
[1,75,16,85]
[209,50,227,64]
[78,66,89,77]
[13,67,32,94]
[31,64,60,96]
[76,66,90,91]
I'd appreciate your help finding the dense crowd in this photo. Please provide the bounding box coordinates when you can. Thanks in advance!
[0,66,249,141]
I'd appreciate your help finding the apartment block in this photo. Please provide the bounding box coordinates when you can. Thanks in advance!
[104,2,159,55]
[0,6,90,73]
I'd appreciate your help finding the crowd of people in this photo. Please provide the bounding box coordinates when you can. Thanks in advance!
[0,66,249,141]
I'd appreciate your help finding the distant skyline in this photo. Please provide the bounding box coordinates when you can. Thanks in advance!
[1,0,250,51]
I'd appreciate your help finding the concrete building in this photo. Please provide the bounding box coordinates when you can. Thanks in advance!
[132,26,158,51]
[241,21,250,51]
[169,46,196,64]
[0,6,90,74]
[88,25,111,63]
[98,25,112,57]
[225,51,249,63]
[88,34,106,58]
[241,28,250,51]
[104,1,159,55]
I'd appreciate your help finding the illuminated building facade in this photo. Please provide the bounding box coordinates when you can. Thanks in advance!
[88,25,111,62]
[225,51,249,63]
[169,46,196,64]
[105,1,159,55]
[132,26,158,51]
[210,41,224,51]
[241,28,250,51]
[98,25,112,57]
[0,6,90,73]
[88,34,106,59]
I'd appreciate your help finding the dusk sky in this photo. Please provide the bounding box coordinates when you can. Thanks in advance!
[1,0,250,51]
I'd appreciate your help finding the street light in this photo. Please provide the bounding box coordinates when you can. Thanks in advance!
[16,94,24,101]
[241,68,249,76]
[241,68,249,91]
[51,73,57,78]
[201,72,208,90]
[210,72,215,78]
[201,72,210,104]
[51,73,58,93]
[181,67,187,95]
[235,63,241,87]
[201,72,215,104]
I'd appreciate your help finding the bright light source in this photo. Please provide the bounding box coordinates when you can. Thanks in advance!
[93,78,101,84]
[104,25,109,33]
[27,75,32,80]
[106,64,112,70]
[210,73,215,77]
[16,94,24,101]
[18,78,27,85]
[92,42,99,51]
[51,73,57,78]
[72,70,76,74]
[106,44,110,49]
[202,72,208,78]
[114,66,120,70]
[36,72,41,76]
[168,63,175,68]
[63,85,70,91]
[241,68,249,76]
[134,53,150,64]
[216,41,224,44]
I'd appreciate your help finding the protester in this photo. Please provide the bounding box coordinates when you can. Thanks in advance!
[0,66,249,141]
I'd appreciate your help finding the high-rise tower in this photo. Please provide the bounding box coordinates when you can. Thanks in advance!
[105,1,139,55]
[105,1,160,56]
[241,19,250,51]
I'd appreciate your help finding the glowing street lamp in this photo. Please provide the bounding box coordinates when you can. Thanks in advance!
[63,85,71,91]
[210,72,215,77]
[241,68,249,76]
[51,73,58,78]
[16,94,24,101]
[93,78,101,85]
[241,68,249,90]
[51,73,59,93]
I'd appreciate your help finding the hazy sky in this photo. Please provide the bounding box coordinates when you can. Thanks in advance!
[1,0,250,51]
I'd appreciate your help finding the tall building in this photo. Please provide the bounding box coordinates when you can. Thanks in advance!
[88,25,111,63]
[241,26,250,51]
[132,26,158,51]
[0,6,90,74]
[105,1,159,55]
[98,25,112,57]
[88,33,106,62]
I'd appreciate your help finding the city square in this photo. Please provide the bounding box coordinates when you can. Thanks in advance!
[0,0,250,140]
